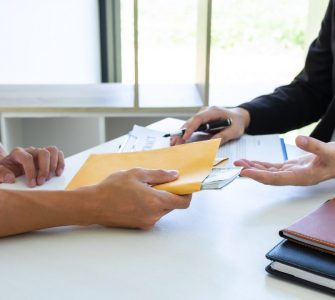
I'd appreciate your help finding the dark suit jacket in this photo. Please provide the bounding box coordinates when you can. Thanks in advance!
[239,0,335,142]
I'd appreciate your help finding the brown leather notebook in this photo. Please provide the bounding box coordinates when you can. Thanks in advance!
[279,198,335,255]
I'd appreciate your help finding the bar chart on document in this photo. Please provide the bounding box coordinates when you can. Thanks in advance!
[119,125,170,152]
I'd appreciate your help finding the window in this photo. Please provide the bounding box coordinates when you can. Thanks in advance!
[0,0,329,110]
[0,0,101,84]
[102,0,328,110]
[210,0,309,106]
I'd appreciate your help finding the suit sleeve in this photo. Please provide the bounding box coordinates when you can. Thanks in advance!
[239,0,334,135]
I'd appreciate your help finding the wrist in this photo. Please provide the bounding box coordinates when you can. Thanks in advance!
[68,187,97,226]
[233,107,250,130]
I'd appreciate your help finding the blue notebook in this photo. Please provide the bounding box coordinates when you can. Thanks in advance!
[266,240,335,294]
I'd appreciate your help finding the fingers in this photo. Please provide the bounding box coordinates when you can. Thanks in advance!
[295,135,329,158]
[0,166,16,183]
[25,147,51,185]
[4,146,64,187]
[56,150,65,176]
[129,168,179,185]
[45,146,64,177]
[182,116,205,142]
[129,168,191,209]
[171,106,248,146]
[182,107,225,142]
[36,148,50,185]
[240,169,300,186]
[234,159,253,168]
[234,159,283,170]
[95,170,192,229]
[139,193,191,229]
[170,106,228,146]
[170,135,184,146]
[157,192,192,210]
[211,127,240,145]
[10,147,37,187]
[27,146,64,184]
[170,119,201,146]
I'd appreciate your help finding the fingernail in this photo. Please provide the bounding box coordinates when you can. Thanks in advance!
[4,174,15,183]
[168,170,179,177]
[29,178,36,187]
[37,177,45,185]
[298,136,308,147]
[56,168,64,176]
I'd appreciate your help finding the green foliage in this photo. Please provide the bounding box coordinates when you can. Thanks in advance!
[135,0,308,52]
[211,0,308,52]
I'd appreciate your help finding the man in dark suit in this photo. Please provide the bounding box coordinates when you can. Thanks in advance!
[171,0,335,186]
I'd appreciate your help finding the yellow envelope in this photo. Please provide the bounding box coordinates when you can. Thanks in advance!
[66,139,221,195]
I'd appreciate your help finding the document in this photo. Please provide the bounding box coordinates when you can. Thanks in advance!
[216,134,285,167]
[122,126,285,166]
[119,125,169,152]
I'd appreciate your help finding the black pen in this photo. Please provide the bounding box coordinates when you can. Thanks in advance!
[163,118,232,138]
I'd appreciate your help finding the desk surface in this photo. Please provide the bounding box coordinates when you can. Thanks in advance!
[0,118,334,300]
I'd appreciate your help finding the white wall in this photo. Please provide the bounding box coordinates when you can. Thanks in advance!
[0,0,101,83]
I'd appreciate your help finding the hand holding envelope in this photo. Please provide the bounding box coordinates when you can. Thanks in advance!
[66,139,241,195]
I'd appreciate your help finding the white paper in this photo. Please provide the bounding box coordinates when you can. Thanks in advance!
[217,134,284,167]
[119,125,169,152]
[120,127,284,169]
[271,262,335,290]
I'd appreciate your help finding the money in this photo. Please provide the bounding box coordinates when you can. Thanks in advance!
[201,167,242,190]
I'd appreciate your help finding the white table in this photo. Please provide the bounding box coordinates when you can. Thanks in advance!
[0,118,334,300]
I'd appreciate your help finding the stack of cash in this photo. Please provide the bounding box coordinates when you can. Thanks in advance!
[201,167,242,190]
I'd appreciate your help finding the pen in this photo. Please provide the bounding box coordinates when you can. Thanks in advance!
[163,118,232,138]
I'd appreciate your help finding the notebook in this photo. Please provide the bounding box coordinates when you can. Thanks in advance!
[266,239,335,294]
[279,198,335,255]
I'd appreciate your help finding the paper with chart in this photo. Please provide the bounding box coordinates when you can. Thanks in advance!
[119,125,169,152]
[120,125,284,168]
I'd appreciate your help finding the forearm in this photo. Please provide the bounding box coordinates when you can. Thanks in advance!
[0,189,92,237]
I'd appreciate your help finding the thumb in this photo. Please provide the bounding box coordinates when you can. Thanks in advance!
[133,168,179,185]
[0,166,16,183]
[295,135,328,157]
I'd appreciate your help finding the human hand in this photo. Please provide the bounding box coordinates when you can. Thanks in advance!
[234,135,335,186]
[86,168,192,229]
[0,146,65,187]
[170,106,250,146]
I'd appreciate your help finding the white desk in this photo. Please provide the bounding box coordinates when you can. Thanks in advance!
[0,118,334,300]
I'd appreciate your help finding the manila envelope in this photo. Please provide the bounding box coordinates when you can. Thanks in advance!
[66,139,221,195]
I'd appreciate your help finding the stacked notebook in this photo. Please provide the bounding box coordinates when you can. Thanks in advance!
[265,198,335,294]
